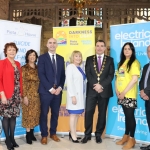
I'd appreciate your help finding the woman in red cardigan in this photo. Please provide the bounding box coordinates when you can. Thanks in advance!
[0,42,22,150]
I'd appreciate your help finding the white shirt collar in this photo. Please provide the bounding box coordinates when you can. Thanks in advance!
[48,51,56,57]
[96,53,104,58]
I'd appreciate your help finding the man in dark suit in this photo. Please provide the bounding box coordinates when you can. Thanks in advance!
[38,38,65,145]
[139,45,150,150]
[81,40,115,144]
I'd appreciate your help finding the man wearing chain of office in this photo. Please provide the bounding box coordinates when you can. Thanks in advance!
[81,40,115,144]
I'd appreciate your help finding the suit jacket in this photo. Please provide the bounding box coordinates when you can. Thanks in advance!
[85,55,115,98]
[139,63,150,98]
[38,52,65,95]
[0,58,23,99]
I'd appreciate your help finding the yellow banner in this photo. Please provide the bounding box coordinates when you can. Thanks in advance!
[53,26,97,133]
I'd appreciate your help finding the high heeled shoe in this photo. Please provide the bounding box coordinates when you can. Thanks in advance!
[10,136,19,148]
[68,132,81,140]
[69,132,79,143]
[12,143,19,148]
[5,139,14,150]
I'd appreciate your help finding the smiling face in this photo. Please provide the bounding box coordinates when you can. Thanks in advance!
[73,53,82,66]
[123,44,132,59]
[47,38,57,54]
[28,52,36,63]
[95,41,106,55]
[6,46,17,59]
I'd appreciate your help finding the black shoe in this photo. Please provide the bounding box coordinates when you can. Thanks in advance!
[30,129,37,141]
[12,143,19,148]
[95,136,102,143]
[81,136,91,143]
[5,138,14,150]
[26,131,32,144]
[69,132,79,143]
[140,145,150,150]
[10,136,19,148]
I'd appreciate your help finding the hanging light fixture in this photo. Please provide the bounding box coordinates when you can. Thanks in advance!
[60,0,99,16]
[61,0,99,8]
[61,0,99,17]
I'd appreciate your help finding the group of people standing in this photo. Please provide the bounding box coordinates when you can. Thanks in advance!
[0,43,41,150]
[0,38,150,150]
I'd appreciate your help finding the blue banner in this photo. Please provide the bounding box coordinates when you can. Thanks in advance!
[106,22,150,142]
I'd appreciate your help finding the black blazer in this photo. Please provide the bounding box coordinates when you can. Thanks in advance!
[139,63,150,98]
[85,55,115,98]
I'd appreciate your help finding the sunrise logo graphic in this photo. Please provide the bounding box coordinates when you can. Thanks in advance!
[56,31,67,45]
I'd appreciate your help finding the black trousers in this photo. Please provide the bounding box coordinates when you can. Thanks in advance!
[145,100,150,132]
[84,94,109,137]
[122,105,136,137]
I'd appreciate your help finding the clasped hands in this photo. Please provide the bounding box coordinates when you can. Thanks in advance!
[116,90,125,100]
[140,90,149,100]
[93,83,103,93]
[50,87,61,95]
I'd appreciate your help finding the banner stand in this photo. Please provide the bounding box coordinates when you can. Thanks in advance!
[0,19,42,140]
[106,22,150,143]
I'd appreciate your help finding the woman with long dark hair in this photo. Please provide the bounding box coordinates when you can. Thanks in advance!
[21,49,40,144]
[115,42,140,149]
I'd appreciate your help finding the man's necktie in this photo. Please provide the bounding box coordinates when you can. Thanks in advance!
[98,56,101,72]
[144,63,150,88]
[52,55,57,85]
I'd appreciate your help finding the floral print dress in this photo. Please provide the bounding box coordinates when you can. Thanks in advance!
[0,67,21,118]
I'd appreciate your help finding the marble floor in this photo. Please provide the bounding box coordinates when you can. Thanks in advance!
[0,135,146,150]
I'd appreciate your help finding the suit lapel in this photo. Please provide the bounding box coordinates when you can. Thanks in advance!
[56,54,60,77]
[145,64,149,72]
[145,64,150,78]
[100,55,107,72]
[95,55,99,73]
[93,55,107,73]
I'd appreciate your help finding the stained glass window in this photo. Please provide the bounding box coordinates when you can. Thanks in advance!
[94,8,102,28]
[76,8,88,26]
[62,9,70,26]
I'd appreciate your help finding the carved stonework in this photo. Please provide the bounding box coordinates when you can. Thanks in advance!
[9,0,150,54]
[0,0,9,20]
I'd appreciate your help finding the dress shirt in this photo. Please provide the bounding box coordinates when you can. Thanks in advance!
[48,51,62,92]
[48,51,57,71]
[96,53,104,65]
[96,53,104,89]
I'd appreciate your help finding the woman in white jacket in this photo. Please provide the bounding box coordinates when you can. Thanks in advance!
[66,50,86,143]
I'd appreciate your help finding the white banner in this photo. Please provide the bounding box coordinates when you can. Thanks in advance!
[0,19,42,139]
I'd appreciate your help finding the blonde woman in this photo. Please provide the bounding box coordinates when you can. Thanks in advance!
[66,51,86,143]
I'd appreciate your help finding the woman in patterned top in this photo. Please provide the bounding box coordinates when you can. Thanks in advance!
[21,49,40,144]
[0,42,22,150]
[115,42,140,149]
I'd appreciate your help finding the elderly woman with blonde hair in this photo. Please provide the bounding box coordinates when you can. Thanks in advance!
[66,50,86,143]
